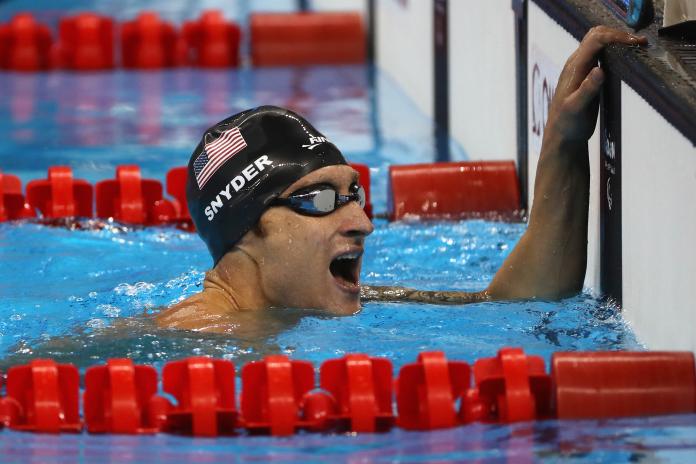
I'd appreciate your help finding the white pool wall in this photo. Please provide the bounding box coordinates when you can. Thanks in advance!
[374,0,518,161]
[376,0,434,119]
[621,83,696,352]
[448,1,518,161]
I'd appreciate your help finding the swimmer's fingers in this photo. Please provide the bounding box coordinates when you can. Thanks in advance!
[575,26,647,65]
[548,66,604,142]
[562,26,646,91]
[564,67,604,114]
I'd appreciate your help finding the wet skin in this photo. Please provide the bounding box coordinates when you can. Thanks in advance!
[156,27,647,333]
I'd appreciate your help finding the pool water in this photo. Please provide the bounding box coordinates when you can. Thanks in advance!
[0,217,636,369]
[1,2,696,462]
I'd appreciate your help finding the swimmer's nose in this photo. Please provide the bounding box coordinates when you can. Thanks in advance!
[341,201,374,238]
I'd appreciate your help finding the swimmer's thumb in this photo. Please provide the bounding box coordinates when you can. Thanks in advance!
[567,67,604,112]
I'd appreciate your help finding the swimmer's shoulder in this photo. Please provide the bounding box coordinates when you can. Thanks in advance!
[155,289,236,331]
[360,284,489,305]
[156,265,249,331]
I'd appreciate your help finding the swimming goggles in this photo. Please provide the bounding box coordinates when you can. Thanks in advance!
[271,183,366,216]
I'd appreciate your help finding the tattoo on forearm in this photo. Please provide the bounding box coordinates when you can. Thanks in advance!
[360,285,489,305]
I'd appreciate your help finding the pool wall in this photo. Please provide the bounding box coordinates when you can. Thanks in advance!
[374,0,519,163]
[374,0,696,352]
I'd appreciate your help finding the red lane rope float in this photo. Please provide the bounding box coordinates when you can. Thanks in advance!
[466,347,552,423]
[0,13,53,71]
[165,166,194,229]
[320,354,395,433]
[396,351,470,430]
[26,166,93,219]
[388,161,521,221]
[0,171,35,221]
[84,359,167,434]
[0,359,82,433]
[96,165,176,225]
[53,13,114,70]
[250,12,366,67]
[240,354,316,436]
[161,357,238,437]
[182,10,241,68]
[121,12,185,69]
[0,349,694,436]
[552,351,696,419]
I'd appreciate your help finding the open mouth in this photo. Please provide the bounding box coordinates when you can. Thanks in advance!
[329,251,362,292]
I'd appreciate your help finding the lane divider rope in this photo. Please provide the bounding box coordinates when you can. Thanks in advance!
[0,161,525,227]
[0,10,366,71]
[0,348,694,436]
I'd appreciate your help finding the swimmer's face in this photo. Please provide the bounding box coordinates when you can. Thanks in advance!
[244,165,374,315]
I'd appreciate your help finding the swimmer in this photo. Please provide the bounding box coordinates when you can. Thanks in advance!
[156,27,647,332]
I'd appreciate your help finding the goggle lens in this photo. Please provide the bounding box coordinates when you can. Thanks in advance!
[272,184,366,216]
[312,188,338,213]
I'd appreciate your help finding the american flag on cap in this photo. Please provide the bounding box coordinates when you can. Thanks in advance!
[193,127,247,190]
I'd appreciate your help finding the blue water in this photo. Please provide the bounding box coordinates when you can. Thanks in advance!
[1,1,695,462]
[0,218,637,370]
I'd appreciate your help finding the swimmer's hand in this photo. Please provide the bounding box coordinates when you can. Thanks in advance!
[545,26,647,144]
[485,27,646,301]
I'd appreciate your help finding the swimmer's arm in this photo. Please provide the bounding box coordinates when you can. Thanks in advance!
[360,285,488,305]
[485,27,646,301]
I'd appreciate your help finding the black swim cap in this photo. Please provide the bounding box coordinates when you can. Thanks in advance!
[187,106,347,265]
